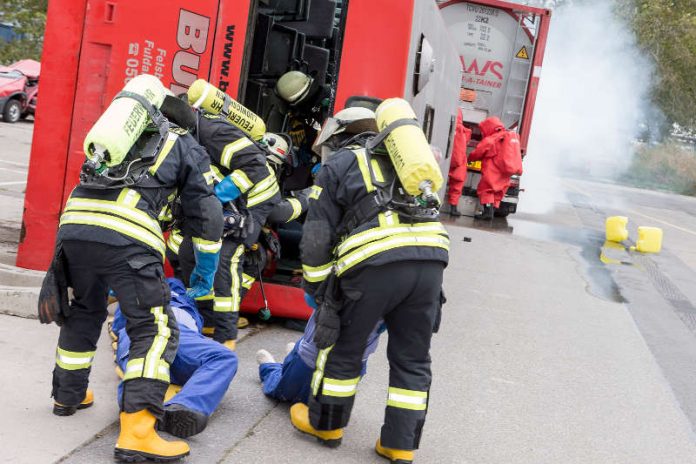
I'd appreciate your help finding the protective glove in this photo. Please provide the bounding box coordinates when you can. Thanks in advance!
[304,292,317,310]
[187,248,220,299]
[313,303,341,349]
[38,266,65,326]
[215,176,241,204]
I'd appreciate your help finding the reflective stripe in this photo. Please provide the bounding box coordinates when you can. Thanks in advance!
[167,229,184,254]
[386,387,428,411]
[214,296,237,313]
[159,204,173,222]
[378,210,399,228]
[195,290,215,301]
[354,149,375,193]
[203,170,215,185]
[287,198,303,222]
[117,188,141,207]
[322,377,360,398]
[230,170,253,193]
[229,244,245,313]
[202,326,215,335]
[149,132,179,174]
[309,185,322,200]
[311,346,333,397]
[210,165,224,183]
[123,357,170,382]
[247,181,280,207]
[336,234,449,276]
[55,347,95,370]
[242,273,256,290]
[192,237,222,254]
[60,212,166,257]
[64,198,162,237]
[221,138,254,168]
[337,223,447,257]
[143,306,171,380]
[302,262,333,283]
[371,158,385,183]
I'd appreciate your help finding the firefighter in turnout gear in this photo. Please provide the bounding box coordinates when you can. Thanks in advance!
[44,75,223,462]
[178,105,281,349]
[290,105,449,463]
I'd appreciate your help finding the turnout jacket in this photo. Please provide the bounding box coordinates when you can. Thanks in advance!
[300,147,449,295]
[59,128,224,259]
[197,114,281,222]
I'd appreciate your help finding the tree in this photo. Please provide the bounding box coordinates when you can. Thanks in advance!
[618,0,696,130]
[0,0,48,64]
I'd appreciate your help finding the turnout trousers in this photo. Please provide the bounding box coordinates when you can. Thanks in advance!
[53,240,177,419]
[179,236,246,343]
[308,261,445,450]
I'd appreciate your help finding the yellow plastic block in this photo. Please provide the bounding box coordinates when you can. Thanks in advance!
[605,216,629,242]
[635,226,663,253]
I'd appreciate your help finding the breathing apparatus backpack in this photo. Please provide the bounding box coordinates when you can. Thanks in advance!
[336,124,442,236]
[80,75,194,190]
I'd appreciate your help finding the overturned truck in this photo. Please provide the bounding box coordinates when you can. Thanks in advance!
[18,0,461,319]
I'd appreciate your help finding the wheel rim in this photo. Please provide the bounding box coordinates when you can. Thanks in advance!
[8,104,20,121]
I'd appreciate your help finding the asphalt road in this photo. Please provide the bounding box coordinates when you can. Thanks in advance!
[2,123,696,463]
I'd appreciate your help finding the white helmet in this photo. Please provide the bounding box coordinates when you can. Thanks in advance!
[312,107,378,156]
[276,71,314,105]
[262,133,290,166]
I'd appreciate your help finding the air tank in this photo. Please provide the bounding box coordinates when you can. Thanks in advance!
[374,98,443,196]
[187,79,266,141]
[83,74,166,167]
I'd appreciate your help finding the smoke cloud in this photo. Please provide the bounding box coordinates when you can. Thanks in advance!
[520,0,654,213]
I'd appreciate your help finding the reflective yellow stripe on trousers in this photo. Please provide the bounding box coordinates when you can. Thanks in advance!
[386,387,428,411]
[55,347,96,370]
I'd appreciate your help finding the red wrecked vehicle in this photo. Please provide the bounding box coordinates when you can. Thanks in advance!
[0,59,40,123]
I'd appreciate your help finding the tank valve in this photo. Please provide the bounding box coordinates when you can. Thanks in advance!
[418,180,440,209]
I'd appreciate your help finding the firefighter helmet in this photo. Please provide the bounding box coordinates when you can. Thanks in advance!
[262,132,290,166]
[312,107,378,156]
[276,71,314,105]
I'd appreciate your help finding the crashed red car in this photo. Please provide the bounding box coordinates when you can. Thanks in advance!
[0,59,40,123]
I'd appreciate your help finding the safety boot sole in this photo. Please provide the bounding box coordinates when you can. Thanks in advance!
[375,448,413,463]
[160,407,208,438]
[114,447,190,463]
[290,422,342,448]
[53,400,93,417]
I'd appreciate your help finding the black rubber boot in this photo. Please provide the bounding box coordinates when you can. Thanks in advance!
[474,204,493,220]
[448,204,461,217]
[160,404,209,438]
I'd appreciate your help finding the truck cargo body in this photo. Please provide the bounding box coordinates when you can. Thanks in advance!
[439,0,551,216]
[17,0,460,319]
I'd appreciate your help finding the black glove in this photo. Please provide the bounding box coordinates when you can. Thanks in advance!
[313,302,341,349]
[38,246,70,326]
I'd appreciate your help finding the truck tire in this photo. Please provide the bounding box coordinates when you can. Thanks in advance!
[2,99,22,123]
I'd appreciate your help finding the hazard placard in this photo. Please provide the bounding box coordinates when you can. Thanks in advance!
[516,46,529,60]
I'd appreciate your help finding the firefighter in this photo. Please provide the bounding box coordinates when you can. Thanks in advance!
[467,116,522,219]
[42,75,223,462]
[112,278,237,439]
[289,107,449,463]
[177,109,281,350]
[445,108,472,216]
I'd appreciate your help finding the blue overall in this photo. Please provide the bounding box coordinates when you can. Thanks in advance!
[259,314,384,404]
[114,279,237,416]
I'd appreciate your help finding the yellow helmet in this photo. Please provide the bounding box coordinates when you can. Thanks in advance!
[276,71,313,105]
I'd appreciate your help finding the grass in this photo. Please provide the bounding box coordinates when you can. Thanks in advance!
[621,141,696,196]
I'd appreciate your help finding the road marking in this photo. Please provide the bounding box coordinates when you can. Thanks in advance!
[0,167,28,175]
[0,181,26,186]
[627,209,696,237]
[0,159,28,168]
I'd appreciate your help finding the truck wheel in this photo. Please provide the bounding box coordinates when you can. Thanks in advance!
[2,100,22,123]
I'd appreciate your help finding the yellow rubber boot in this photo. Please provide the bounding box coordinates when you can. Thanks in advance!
[289,403,343,447]
[237,316,249,329]
[223,340,236,351]
[53,389,94,416]
[375,439,414,463]
[115,410,190,462]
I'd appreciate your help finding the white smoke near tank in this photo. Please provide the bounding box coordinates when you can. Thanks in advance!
[518,0,654,214]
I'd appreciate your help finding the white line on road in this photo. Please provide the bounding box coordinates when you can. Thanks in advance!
[0,159,28,168]
[0,181,26,186]
[627,208,696,237]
